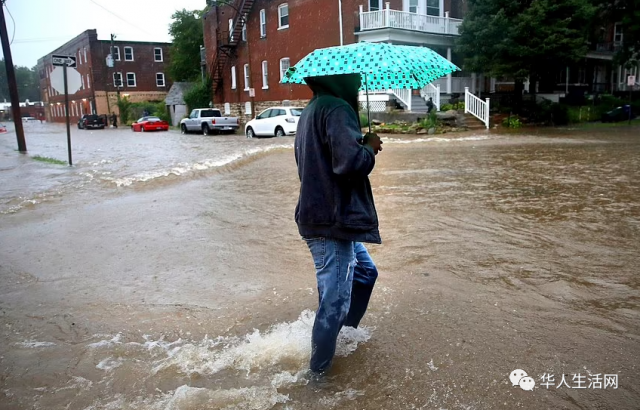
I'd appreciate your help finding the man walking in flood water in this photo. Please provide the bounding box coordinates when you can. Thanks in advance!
[294,73,383,375]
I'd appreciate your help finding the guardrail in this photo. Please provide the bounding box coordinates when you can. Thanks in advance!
[421,83,440,111]
[464,87,490,129]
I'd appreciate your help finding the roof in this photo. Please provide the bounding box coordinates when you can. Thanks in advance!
[165,82,195,105]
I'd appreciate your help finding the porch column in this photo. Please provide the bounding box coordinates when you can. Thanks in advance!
[524,77,530,93]
[446,47,452,94]
[490,77,496,93]
[471,72,476,94]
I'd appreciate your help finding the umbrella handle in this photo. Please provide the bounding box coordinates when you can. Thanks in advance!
[365,72,372,134]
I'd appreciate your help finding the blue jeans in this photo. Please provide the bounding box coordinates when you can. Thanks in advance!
[304,237,378,373]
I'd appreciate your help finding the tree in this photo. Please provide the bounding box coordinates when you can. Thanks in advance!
[457,0,596,100]
[0,60,41,102]
[168,9,205,82]
[596,0,640,65]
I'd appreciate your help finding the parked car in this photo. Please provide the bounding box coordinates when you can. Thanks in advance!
[601,105,636,122]
[131,116,170,132]
[180,108,239,135]
[21,116,38,122]
[78,114,105,129]
[245,106,304,138]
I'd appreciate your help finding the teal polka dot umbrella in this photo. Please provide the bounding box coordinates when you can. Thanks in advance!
[281,42,459,91]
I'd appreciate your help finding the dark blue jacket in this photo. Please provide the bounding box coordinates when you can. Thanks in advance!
[294,75,381,244]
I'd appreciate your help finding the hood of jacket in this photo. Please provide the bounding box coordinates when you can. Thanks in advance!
[304,73,362,117]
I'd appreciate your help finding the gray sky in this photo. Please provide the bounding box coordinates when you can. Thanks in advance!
[3,0,207,68]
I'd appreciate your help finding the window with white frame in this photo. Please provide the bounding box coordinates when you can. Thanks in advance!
[244,64,250,90]
[245,101,252,115]
[242,14,247,41]
[81,75,85,90]
[260,9,266,37]
[409,0,418,13]
[278,4,289,29]
[124,46,134,61]
[156,73,165,87]
[113,72,123,87]
[87,74,91,89]
[78,50,82,65]
[426,0,439,16]
[369,0,380,11]
[231,66,237,89]
[229,18,234,42]
[614,23,623,44]
[84,47,87,63]
[126,72,136,87]
[262,61,269,89]
[224,102,231,115]
[279,58,290,81]
[154,47,163,62]
[112,46,120,61]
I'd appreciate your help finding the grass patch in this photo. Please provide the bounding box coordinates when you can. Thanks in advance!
[32,155,67,165]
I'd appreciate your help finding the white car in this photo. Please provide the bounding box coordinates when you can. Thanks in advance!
[245,106,303,138]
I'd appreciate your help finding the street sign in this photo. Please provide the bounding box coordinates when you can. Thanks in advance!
[106,54,114,68]
[249,88,255,97]
[628,75,636,87]
[52,54,77,68]
[50,66,82,94]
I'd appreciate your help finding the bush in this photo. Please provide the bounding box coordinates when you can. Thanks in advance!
[440,101,464,112]
[184,78,212,112]
[116,96,132,125]
[420,110,438,129]
[502,115,522,128]
[359,112,369,128]
[549,103,569,125]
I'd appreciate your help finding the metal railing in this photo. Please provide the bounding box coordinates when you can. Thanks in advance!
[420,83,440,111]
[359,8,462,36]
[464,87,490,129]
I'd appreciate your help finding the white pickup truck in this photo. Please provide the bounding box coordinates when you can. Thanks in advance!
[180,108,240,135]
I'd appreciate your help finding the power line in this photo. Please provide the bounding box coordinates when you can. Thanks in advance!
[3,2,14,45]
[87,0,154,36]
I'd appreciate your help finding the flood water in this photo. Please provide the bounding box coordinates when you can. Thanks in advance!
[0,122,639,410]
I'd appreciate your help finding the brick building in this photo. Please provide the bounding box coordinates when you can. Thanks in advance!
[202,0,467,122]
[37,30,172,124]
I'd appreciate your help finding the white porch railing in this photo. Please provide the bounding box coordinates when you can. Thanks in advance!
[392,88,412,111]
[420,83,440,111]
[359,7,462,36]
[464,87,490,129]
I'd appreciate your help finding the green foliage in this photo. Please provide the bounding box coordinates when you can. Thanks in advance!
[457,0,596,82]
[420,111,439,129]
[359,112,369,128]
[502,115,522,128]
[128,101,171,122]
[594,0,640,64]
[183,79,212,112]
[32,155,66,165]
[0,60,40,102]
[116,96,132,125]
[440,102,464,111]
[169,9,205,82]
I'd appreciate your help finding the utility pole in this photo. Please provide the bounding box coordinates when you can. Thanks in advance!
[0,0,26,152]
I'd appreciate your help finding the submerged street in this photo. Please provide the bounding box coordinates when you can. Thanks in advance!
[0,123,639,409]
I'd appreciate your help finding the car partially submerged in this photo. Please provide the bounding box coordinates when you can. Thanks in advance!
[131,116,170,132]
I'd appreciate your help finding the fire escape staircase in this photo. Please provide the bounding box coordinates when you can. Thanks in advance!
[210,0,255,99]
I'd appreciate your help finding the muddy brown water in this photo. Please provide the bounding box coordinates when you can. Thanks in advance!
[0,124,639,409]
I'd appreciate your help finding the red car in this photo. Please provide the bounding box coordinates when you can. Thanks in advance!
[131,116,170,132]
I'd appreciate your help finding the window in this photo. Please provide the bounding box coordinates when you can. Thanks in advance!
[242,14,247,41]
[84,47,87,63]
[154,47,163,62]
[113,72,123,87]
[260,9,266,37]
[126,72,136,87]
[224,102,231,115]
[369,0,380,11]
[244,64,250,90]
[124,46,134,61]
[229,18,234,42]
[87,74,91,89]
[614,23,623,44]
[280,58,290,81]
[231,66,237,89]
[81,75,85,90]
[262,61,269,89]
[78,50,82,65]
[245,102,252,115]
[278,4,289,29]
[156,73,165,87]
[409,0,418,13]
[426,0,439,16]
[112,46,120,61]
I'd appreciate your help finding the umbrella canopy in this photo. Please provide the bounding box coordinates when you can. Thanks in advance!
[281,42,458,91]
